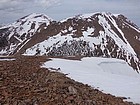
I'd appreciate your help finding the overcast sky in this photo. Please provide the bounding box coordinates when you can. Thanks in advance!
[0,0,140,27]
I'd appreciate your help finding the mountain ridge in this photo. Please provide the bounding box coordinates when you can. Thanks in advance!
[0,12,140,71]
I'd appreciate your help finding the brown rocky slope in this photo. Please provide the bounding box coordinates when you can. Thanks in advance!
[0,56,139,105]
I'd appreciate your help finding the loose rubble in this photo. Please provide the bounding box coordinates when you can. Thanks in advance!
[0,56,139,105]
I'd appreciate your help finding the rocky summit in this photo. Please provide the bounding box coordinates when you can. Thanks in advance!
[0,56,138,105]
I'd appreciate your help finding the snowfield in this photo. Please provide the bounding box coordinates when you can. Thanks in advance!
[0,58,15,61]
[41,57,140,104]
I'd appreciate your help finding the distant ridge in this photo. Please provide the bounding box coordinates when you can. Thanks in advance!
[0,12,140,71]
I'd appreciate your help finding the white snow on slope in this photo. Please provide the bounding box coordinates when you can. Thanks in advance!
[9,13,52,39]
[0,58,15,61]
[0,13,52,38]
[0,13,52,55]
[25,12,137,58]
[124,21,140,33]
[98,13,137,56]
[41,57,140,104]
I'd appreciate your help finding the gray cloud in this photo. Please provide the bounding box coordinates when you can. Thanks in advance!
[34,0,60,7]
[0,0,60,12]
[0,0,139,27]
[0,0,19,10]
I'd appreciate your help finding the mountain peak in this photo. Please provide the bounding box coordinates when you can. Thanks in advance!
[61,12,120,22]
[0,13,53,55]
[77,12,115,18]
[16,13,52,24]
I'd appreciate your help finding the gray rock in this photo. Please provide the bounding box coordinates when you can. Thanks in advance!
[68,86,77,95]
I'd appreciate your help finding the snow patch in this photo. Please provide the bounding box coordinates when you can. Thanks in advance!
[42,57,140,104]
[0,58,15,61]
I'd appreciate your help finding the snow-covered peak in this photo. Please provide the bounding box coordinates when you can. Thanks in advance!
[16,13,52,24]
[61,12,120,22]
[22,13,51,20]
[60,12,98,22]
[0,13,53,55]
[6,13,53,39]
[0,13,52,30]
[77,12,110,18]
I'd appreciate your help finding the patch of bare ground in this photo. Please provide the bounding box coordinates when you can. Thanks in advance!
[0,56,139,105]
[47,55,83,61]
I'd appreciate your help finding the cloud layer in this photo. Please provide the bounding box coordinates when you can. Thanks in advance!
[0,0,59,11]
[0,0,140,27]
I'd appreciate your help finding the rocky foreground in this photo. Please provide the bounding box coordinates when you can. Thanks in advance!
[0,56,139,105]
